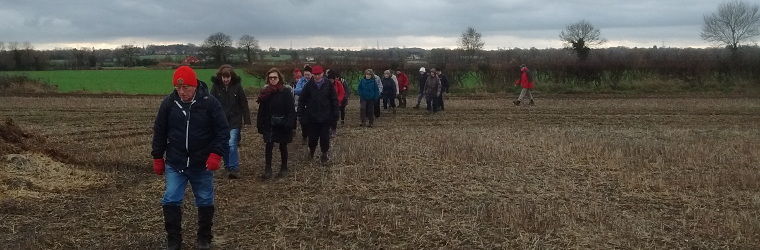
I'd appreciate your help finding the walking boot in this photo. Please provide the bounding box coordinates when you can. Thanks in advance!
[529,99,535,105]
[162,205,182,250]
[320,152,329,166]
[261,164,272,180]
[227,168,238,179]
[413,104,420,109]
[197,206,214,250]
[277,163,288,178]
[513,100,521,106]
[309,147,316,160]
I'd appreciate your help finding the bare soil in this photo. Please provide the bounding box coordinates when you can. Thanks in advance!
[0,93,759,249]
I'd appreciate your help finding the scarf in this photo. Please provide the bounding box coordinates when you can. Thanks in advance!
[256,84,283,103]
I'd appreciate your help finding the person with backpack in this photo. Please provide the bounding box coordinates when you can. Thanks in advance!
[209,64,251,179]
[152,66,229,250]
[513,64,535,106]
[256,68,296,179]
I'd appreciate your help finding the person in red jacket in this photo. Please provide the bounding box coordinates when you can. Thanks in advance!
[395,68,409,108]
[327,70,345,137]
[513,64,535,106]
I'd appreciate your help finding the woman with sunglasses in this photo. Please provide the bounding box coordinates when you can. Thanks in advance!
[256,68,296,179]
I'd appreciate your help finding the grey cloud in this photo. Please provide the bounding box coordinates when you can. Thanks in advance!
[0,0,726,49]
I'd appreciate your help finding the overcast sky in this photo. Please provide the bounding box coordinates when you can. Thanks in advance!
[0,0,735,51]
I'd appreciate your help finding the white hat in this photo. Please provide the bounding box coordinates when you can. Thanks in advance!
[419,67,426,72]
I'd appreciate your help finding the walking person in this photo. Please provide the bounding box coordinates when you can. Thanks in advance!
[395,68,409,108]
[436,69,449,111]
[297,65,340,165]
[424,68,442,114]
[358,69,380,127]
[294,65,313,144]
[327,70,345,137]
[339,75,350,125]
[256,68,296,179]
[152,66,229,250]
[381,70,397,114]
[373,71,383,118]
[210,64,251,179]
[513,64,535,106]
[413,67,428,109]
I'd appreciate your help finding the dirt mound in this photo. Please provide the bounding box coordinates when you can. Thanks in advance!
[0,120,110,202]
[0,153,110,200]
[0,119,72,163]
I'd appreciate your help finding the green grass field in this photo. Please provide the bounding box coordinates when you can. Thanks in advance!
[5,69,266,94]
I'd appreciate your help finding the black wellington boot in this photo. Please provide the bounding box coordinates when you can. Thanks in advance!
[163,205,182,250]
[197,206,214,250]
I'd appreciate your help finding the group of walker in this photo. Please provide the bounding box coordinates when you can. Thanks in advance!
[150,63,535,249]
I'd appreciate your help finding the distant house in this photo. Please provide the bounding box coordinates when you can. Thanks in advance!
[182,56,200,65]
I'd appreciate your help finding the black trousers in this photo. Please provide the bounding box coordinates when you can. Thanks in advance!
[374,99,381,118]
[437,94,445,110]
[264,142,288,168]
[300,120,308,140]
[307,122,331,153]
[339,104,347,122]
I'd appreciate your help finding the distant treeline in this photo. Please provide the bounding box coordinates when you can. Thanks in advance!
[1,43,758,93]
[245,46,760,93]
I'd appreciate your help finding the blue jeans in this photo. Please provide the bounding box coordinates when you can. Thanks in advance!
[224,129,240,170]
[162,164,215,207]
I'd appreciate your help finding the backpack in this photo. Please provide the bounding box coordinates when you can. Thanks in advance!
[526,69,535,83]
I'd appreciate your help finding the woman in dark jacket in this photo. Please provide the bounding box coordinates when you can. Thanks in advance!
[257,68,296,179]
[381,70,397,113]
[210,64,251,179]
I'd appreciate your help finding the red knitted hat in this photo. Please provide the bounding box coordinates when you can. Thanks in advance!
[173,66,198,87]
[312,65,324,74]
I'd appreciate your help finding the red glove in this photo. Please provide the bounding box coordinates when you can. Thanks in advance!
[153,159,165,175]
[206,153,222,171]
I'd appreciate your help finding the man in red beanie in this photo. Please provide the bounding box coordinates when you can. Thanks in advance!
[151,65,230,250]
[297,65,340,165]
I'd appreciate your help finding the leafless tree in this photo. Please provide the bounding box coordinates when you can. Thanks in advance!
[238,35,259,64]
[559,20,606,62]
[701,0,760,56]
[458,27,484,53]
[203,32,233,65]
[458,27,484,70]
[115,44,141,67]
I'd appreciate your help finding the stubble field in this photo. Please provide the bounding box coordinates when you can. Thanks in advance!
[0,93,759,249]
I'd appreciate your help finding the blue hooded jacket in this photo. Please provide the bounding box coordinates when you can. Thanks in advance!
[357,77,380,101]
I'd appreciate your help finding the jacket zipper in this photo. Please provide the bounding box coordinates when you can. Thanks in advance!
[175,99,196,171]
